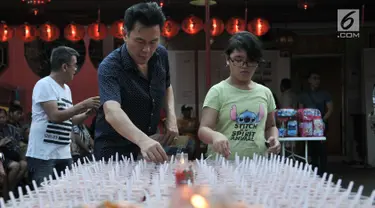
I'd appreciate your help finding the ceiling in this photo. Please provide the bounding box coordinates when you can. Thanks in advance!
[0,0,373,25]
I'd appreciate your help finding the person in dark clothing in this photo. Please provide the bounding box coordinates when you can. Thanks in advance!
[94,2,178,163]
[298,71,333,176]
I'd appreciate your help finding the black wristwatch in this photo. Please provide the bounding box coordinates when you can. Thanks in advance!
[0,152,5,163]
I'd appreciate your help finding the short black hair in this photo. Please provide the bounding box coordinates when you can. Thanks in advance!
[225,31,263,62]
[124,2,166,34]
[9,104,23,113]
[181,105,193,112]
[9,100,20,106]
[281,78,292,89]
[50,46,79,72]
[307,70,320,78]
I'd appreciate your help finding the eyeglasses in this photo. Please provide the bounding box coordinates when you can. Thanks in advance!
[229,58,258,68]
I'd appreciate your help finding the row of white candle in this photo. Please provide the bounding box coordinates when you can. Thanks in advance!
[0,153,374,207]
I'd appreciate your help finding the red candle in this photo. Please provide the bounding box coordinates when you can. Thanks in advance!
[175,167,194,186]
[175,170,186,185]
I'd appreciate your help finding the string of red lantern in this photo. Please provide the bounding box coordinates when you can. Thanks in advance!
[0,17,271,43]
[64,23,85,42]
[15,23,37,42]
[0,22,14,42]
[162,19,180,39]
[39,23,60,42]
[110,20,125,39]
[88,22,108,41]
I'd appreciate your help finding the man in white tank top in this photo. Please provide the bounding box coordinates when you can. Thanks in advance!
[26,46,100,186]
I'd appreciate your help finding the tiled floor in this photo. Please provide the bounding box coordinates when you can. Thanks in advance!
[328,162,375,196]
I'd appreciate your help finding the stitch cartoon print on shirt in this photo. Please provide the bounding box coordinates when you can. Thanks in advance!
[229,104,265,141]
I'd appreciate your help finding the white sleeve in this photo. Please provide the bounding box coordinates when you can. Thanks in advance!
[65,84,73,104]
[32,80,58,104]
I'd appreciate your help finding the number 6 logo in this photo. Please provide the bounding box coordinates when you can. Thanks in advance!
[341,11,356,30]
[337,9,360,32]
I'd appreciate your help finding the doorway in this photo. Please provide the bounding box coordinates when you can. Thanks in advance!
[291,56,343,155]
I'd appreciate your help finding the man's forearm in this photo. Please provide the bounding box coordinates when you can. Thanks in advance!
[46,102,86,123]
[165,86,176,120]
[105,106,149,146]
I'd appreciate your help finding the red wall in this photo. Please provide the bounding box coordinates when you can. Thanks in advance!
[0,36,99,124]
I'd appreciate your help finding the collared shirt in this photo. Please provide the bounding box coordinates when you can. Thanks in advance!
[95,44,170,148]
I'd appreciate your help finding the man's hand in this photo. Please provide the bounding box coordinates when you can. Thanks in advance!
[212,133,231,158]
[138,137,168,163]
[164,117,179,145]
[82,96,101,110]
[266,136,280,154]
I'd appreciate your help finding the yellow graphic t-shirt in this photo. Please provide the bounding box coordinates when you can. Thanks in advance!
[203,80,276,160]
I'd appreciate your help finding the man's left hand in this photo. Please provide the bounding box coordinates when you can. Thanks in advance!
[267,136,281,154]
[164,117,179,145]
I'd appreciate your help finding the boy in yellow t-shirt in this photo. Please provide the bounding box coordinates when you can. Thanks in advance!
[198,31,280,159]
[203,81,276,159]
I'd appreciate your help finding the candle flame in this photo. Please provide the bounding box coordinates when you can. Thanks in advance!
[190,194,209,208]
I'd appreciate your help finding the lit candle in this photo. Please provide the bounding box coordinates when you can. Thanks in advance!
[190,194,209,208]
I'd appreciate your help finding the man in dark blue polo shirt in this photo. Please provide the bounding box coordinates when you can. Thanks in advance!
[94,2,178,163]
[299,71,333,176]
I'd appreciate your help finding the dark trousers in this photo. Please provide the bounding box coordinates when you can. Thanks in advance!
[27,157,72,187]
[309,141,327,176]
[94,140,140,162]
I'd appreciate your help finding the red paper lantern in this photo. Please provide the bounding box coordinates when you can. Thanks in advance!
[110,20,125,39]
[0,22,14,42]
[39,23,60,42]
[181,16,203,35]
[209,17,224,37]
[88,22,108,41]
[225,17,246,35]
[162,19,179,39]
[248,18,270,37]
[15,23,37,42]
[64,23,85,42]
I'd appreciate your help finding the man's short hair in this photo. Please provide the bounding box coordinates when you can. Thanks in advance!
[280,78,292,89]
[181,105,193,112]
[307,70,320,79]
[123,2,166,34]
[50,46,79,72]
